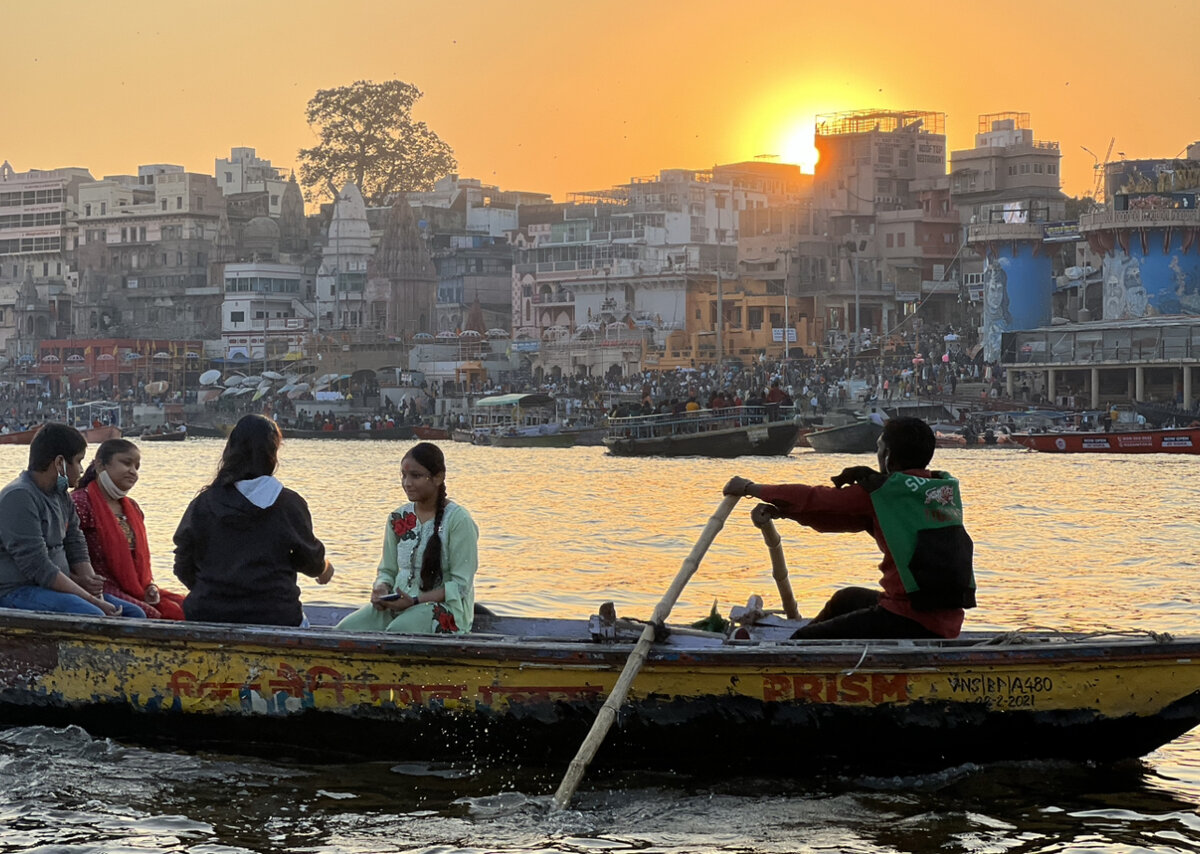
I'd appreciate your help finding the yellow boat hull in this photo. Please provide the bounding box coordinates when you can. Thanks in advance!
[2,609,1199,771]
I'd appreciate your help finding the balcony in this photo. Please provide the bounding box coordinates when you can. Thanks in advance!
[1080,208,1200,231]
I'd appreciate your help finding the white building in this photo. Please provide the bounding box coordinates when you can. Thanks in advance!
[215,147,289,217]
[221,261,310,360]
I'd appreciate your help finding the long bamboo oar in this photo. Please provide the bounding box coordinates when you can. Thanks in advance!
[751,505,800,620]
[551,493,741,811]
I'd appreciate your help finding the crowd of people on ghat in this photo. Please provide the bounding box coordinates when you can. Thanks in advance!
[0,405,973,641]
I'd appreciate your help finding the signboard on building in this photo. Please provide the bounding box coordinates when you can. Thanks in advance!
[895,291,921,302]
[771,328,798,343]
[1043,221,1082,243]
[511,341,539,352]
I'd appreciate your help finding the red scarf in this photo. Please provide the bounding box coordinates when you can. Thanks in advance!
[85,479,152,597]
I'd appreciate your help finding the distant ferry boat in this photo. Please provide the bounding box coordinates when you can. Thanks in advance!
[1012,426,1200,454]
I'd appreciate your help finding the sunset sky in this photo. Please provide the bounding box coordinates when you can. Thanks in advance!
[5,0,1199,204]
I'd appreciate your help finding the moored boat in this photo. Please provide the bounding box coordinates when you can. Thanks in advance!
[1012,426,1200,454]
[2,604,1200,773]
[805,419,884,453]
[139,428,188,442]
[279,425,416,441]
[413,424,451,441]
[603,406,799,458]
[0,424,121,445]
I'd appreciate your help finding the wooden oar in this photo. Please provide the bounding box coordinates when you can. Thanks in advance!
[551,493,741,811]
[751,504,800,620]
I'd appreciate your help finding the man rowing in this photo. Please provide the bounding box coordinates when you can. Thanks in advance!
[723,417,976,639]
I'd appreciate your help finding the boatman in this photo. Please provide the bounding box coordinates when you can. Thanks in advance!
[723,417,975,639]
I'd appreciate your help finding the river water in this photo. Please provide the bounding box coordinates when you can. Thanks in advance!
[1,438,1199,853]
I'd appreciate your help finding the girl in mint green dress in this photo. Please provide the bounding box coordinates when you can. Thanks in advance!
[336,443,478,634]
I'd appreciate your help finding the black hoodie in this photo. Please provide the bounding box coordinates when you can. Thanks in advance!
[173,477,326,626]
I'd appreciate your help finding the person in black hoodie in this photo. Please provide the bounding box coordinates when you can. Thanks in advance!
[173,414,334,626]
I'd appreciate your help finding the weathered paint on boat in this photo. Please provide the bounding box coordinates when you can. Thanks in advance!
[2,607,1199,771]
[1012,426,1200,454]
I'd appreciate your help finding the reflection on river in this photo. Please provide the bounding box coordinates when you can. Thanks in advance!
[1,440,1199,853]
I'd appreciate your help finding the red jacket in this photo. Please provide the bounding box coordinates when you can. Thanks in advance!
[758,470,964,638]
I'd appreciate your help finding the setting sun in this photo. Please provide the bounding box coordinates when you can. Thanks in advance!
[778,118,820,173]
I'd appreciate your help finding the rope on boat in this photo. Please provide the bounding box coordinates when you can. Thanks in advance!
[975,626,1175,646]
[842,645,871,676]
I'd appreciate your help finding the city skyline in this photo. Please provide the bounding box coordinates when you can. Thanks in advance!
[5,0,1199,202]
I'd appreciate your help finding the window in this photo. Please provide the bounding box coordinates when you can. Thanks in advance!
[121,227,128,242]
[176,197,183,209]
[231,311,244,323]
[1034,163,1044,174]
[270,195,279,206]
[1020,163,1030,174]
[100,202,107,215]
[161,198,167,211]
[897,233,906,248]
[225,172,233,183]
[1048,165,1058,175]
[886,233,894,248]
[1008,165,1016,176]
[84,203,91,216]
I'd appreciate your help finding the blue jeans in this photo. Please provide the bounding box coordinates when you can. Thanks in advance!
[0,586,146,618]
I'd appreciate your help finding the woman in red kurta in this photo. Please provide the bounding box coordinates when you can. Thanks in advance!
[72,439,185,620]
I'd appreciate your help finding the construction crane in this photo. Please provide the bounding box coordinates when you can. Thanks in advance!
[1082,138,1116,205]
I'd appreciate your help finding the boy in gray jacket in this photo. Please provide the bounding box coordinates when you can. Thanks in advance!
[0,423,144,617]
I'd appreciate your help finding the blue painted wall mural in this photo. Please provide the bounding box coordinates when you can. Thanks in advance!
[981,243,1053,361]
[1099,229,1200,319]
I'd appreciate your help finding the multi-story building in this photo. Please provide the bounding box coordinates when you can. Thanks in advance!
[74,167,229,341]
[221,261,311,361]
[406,175,551,334]
[0,161,94,354]
[805,108,955,342]
[215,147,289,217]
[954,113,1067,360]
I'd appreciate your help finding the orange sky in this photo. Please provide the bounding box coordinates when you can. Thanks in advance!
[5,0,1199,203]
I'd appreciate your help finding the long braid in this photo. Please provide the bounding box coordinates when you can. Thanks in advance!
[419,483,447,591]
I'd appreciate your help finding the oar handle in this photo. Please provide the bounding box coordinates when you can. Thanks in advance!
[551,493,741,811]
[751,508,800,620]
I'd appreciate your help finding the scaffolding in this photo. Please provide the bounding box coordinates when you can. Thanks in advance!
[815,109,945,137]
[978,111,1031,133]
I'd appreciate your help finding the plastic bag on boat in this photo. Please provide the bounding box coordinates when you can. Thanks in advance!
[691,600,729,633]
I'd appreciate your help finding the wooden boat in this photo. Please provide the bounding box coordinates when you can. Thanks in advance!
[184,423,235,439]
[604,406,799,458]
[805,419,884,453]
[413,424,451,440]
[485,427,578,448]
[1012,426,1200,454]
[1133,400,1200,428]
[279,425,416,441]
[0,424,121,445]
[2,604,1200,773]
[139,428,188,442]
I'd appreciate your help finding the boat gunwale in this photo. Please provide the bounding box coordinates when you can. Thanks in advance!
[0,607,1193,670]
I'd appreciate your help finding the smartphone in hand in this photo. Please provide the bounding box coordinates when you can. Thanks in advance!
[378,593,402,602]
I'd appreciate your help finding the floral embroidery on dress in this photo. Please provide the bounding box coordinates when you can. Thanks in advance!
[432,603,458,634]
[390,510,418,540]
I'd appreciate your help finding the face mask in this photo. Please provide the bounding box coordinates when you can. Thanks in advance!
[55,460,69,494]
[98,469,129,500]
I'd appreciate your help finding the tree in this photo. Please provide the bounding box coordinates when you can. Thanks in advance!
[298,80,456,205]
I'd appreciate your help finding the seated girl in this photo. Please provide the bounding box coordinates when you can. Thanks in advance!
[72,439,185,620]
[337,442,478,634]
